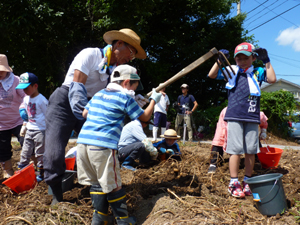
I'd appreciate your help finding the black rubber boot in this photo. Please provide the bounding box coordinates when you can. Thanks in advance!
[50,183,63,205]
[107,188,136,225]
[90,185,114,225]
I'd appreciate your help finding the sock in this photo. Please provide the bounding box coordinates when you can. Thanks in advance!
[243,175,251,182]
[229,177,239,185]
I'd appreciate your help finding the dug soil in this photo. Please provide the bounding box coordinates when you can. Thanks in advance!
[1,135,300,225]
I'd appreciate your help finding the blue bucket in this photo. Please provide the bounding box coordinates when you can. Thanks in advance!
[245,173,288,216]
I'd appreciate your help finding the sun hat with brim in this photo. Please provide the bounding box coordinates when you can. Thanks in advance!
[16,72,38,89]
[160,129,181,139]
[103,28,146,59]
[234,42,256,58]
[111,65,144,91]
[0,54,13,72]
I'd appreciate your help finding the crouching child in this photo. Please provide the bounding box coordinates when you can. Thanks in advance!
[153,129,181,161]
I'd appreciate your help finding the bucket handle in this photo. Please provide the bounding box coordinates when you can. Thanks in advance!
[253,179,278,202]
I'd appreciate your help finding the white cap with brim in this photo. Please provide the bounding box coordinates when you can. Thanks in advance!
[103,28,147,59]
[111,65,144,91]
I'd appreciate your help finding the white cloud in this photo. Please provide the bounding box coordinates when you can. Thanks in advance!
[276,27,300,51]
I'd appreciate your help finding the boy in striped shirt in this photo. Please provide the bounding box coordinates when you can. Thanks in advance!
[76,64,161,225]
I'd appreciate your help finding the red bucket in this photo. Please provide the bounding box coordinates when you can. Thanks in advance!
[257,147,283,169]
[2,164,37,194]
[65,157,76,171]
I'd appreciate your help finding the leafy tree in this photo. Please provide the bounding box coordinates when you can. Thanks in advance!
[1,0,247,102]
[260,90,297,137]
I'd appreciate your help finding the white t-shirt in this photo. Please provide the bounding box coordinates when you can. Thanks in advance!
[154,93,170,115]
[22,94,48,130]
[62,48,116,98]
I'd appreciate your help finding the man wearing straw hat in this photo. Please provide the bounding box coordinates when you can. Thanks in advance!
[43,28,147,205]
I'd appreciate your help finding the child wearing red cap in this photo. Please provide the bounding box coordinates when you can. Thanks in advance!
[208,43,276,198]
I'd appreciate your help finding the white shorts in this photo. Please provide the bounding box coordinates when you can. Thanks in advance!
[226,121,259,155]
[76,144,122,193]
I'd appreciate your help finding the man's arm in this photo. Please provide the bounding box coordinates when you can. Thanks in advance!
[187,100,198,115]
[73,69,88,84]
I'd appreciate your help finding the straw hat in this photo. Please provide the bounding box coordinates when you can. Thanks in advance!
[0,54,13,72]
[103,28,146,59]
[160,129,181,139]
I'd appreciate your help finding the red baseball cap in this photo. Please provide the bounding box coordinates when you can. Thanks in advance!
[234,42,255,57]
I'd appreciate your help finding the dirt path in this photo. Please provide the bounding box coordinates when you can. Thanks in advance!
[1,136,300,224]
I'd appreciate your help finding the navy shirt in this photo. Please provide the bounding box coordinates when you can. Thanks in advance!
[177,94,196,114]
[224,72,261,123]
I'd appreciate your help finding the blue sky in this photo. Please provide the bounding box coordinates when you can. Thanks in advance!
[231,0,300,85]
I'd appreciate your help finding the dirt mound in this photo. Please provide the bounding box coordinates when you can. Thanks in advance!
[1,140,300,224]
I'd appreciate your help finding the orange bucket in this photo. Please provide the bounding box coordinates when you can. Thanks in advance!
[65,157,76,170]
[2,164,37,194]
[257,147,283,169]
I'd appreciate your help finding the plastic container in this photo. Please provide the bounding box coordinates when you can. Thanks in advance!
[65,157,76,171]
[257,147,283,169]
[2,164,37,194]
[48,170,76,195]
[245,173,288,216]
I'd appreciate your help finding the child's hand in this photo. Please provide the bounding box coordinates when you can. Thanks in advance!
[19,108,28,121]
[219,49,230,61]
[260,128,267,140]
[159,147,166,154]
[253,48,270,64]
[149,88,162,103]
[166,149,174,155]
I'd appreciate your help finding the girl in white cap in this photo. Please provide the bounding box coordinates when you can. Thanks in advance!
[0,54,25,178]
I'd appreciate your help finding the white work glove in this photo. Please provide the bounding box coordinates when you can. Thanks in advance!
[20,125,27,137]
[135,94,149,108]
[260,128,267,140]
[149,88,162,103]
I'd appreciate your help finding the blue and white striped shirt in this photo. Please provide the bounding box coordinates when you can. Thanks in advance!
[77,89,144,149]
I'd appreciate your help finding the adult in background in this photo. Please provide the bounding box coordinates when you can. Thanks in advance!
[118,119,156,171]
[152,84,170,141]
[0,54,25,178]
[43,28,147,205]
[175,84,198,141]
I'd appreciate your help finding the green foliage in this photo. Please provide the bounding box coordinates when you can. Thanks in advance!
[1,0,248,104]
[260,90,297,137]
[193,101,228,136]
[289,199,300,222]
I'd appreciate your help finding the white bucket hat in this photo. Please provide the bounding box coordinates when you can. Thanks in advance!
[0,54,13,72]
[103,28,146,59]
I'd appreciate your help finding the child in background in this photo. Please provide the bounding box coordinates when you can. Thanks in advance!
[0,54,25,179]
[207,107,268,174]
[16,72,48,182]
[76,65,162,225]
[152,84,170,141]
[208,42,276,198]
[153,129,181,161]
